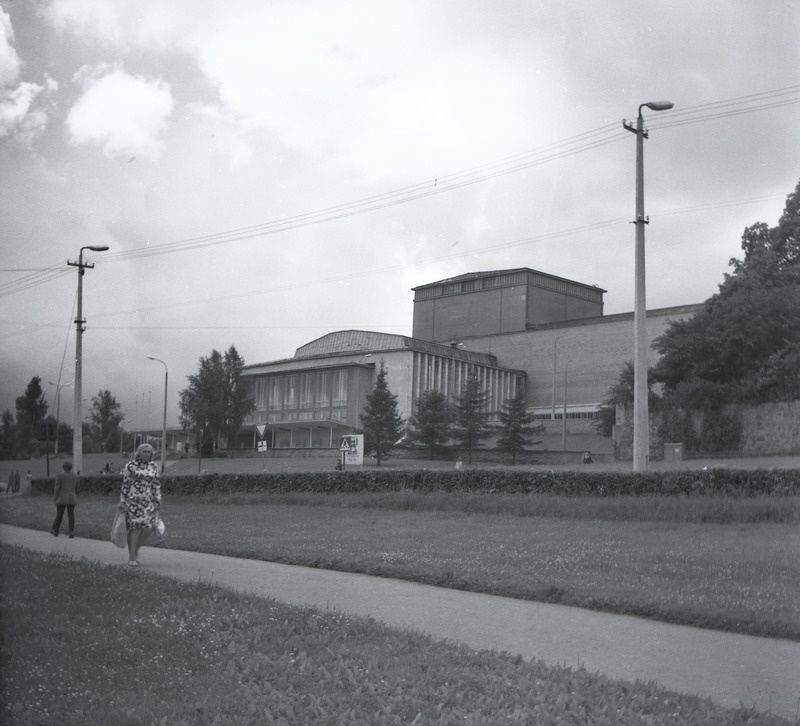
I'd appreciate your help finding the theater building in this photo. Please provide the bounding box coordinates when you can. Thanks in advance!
[241,267,700,452]
[242,330,526,450]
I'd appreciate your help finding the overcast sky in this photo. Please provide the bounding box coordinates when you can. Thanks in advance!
[1,0,798,431]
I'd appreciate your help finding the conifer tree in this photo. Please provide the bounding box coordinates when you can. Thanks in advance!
[496,388,543,464]
[453,370,489,461]
[408,390,451,457]
[360,361,404,466]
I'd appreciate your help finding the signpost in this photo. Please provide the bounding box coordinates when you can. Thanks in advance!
[255,424,268,454]
[339,434,364,470]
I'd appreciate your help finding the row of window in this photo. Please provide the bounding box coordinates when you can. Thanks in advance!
[253,370,348,412]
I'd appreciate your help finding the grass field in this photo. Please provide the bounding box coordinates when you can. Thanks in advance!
[0,545,790,726]
[2,490,798,641]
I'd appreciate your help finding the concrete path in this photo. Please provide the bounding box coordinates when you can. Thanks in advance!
[2,524,799,721]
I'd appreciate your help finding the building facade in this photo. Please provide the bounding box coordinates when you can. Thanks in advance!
[242,330,526,450]
[240,268,701,453]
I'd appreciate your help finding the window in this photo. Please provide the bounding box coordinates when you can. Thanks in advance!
[268,377,282,411]
[333,370,347,406]
[300,373,314,408]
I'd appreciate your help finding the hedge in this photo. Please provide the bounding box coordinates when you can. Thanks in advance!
[31,467,800,498]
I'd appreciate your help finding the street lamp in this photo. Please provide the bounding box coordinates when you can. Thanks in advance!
[146,356,168,474]
[48,380,72,456]
[623,101,673,472]
[68,245,109,475]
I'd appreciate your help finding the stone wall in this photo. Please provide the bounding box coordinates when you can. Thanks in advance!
[733,401,800,456]
[612,401,800,460]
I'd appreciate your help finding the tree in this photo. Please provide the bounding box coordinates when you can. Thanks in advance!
[221,346,254,450]
[15,377,48,456]
[360,361,404,466]
[87,389,124,453]
[594,361,659,437]
[453,370,489,460]
[1,409,16,460]
[179,345,254,454]
[408,390,451,457]
[496,388,543,464]
[653,178,800,404]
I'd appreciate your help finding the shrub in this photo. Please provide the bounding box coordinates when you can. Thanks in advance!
[33,467,800,499]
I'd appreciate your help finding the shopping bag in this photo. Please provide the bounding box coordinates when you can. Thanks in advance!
[110,510,127,548]
[139,516,165,547]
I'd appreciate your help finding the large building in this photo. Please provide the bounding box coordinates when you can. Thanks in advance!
[241,268,701,451]
[242,330,525,450]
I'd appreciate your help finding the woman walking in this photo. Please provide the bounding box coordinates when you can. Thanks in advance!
[119,443,162,567]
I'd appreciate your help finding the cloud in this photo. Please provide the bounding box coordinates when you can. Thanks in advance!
[66,65,174,159]
[0,7,58,145]
[0,6,21,85]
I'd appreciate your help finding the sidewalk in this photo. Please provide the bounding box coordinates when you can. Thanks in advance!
[2,523,799,720]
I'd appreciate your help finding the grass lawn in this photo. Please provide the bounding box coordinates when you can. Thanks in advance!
[0,546,790,726]
[2,491,798,640]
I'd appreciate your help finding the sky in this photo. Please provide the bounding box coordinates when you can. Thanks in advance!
[1,0,798,432]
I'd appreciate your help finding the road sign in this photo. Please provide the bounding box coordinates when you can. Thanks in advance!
[339,435,363,466]
[255,424,267,439]
[257,440,267,452]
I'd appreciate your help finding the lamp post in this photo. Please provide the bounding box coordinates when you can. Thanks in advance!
[68,245,109,475]
[146,356,168,474]
[48,380,72,456]
[623,101,673,472]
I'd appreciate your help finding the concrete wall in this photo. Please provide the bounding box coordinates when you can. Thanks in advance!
[460,306,700,410]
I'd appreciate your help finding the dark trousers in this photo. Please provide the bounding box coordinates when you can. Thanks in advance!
[52,504,75,535]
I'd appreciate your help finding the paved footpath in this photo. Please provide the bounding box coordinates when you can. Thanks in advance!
[2,524,799,721]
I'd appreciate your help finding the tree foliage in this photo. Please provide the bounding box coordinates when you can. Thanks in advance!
[360,361,404,466]
[496,388,542,464]
[14,377,48,456]
[178,345,254,452]
[453,370,490,458]
[653,178,800,404]
[408,390,451,456]
[594,361,659,437]
[86,389,124,453]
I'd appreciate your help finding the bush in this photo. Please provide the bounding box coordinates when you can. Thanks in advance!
[33,467,800,499]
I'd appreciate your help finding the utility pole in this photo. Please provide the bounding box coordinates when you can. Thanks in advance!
[68,245,109,475]
[623,101,673,472]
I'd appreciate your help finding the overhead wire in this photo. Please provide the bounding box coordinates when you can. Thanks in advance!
[1,84,797,301]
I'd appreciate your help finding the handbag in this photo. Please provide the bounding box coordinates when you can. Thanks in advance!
[110,510,127,548]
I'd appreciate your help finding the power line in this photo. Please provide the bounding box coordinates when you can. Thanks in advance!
[1,84,796,301]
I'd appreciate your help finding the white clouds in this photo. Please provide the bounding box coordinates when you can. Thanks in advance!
[0,6,20,85]
[66,65,174,159]
[0,7,58,146]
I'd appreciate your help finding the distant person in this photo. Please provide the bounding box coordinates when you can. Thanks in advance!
[582,451,593,464]
[12,470,20,493]
[51,461,78,538]
[119,443,162,567]
[455,457,463,471]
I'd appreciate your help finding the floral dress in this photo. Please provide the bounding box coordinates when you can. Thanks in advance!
[120,459,162,530]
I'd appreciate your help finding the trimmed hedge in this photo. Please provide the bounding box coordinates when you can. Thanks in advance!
[32,467,800,498]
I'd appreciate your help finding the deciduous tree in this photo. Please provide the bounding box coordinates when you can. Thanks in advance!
[654,178,800,404]
[179,345,254,453]
[87,389,124,453]
[15,377,48,456]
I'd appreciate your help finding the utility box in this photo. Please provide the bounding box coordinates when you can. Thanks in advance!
[664,443,684,462]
